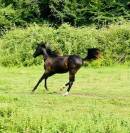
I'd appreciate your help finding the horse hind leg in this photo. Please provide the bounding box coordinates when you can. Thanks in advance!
[60,82,69,91]
[63,82,73,96]
[63,72,75,96]
[63,65,81,96]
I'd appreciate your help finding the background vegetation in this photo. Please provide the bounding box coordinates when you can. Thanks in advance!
[0,0,130,67]
[0,0,130,31]
[0,23,129,67]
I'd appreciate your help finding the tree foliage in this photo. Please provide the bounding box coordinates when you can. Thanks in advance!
[0,0,130,32]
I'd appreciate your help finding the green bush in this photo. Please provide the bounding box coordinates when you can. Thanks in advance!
[0,5,19,36]
[0,23,129,67]
[0,24,55,66]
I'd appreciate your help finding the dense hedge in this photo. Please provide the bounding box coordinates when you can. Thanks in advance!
[0,23,130,67]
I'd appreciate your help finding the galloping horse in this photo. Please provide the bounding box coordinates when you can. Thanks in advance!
[32,42,100,96]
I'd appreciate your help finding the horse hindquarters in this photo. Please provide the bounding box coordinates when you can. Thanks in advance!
[68,55,83,71]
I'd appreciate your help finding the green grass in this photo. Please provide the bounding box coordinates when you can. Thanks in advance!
[0,66,130,133]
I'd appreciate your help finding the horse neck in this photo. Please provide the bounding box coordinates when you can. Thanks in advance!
[42,48,49,59]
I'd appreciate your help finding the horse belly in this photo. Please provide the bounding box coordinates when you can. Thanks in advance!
[52,57,68,73]
[54,65,68,73]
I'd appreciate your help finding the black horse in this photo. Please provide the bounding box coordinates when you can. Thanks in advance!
[32,42,100,96]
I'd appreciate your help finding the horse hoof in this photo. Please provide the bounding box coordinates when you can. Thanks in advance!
[63,92,69,96]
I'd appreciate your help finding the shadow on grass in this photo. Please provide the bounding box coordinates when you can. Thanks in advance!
[47,91,59,95]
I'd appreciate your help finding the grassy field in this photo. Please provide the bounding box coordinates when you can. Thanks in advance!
[0,65,130,133]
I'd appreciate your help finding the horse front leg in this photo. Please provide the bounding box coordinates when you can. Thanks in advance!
[44,72,54,91]
[32,73,47,92]
[44,78,48,91]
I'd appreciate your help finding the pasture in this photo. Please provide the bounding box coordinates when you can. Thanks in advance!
[0,65,130,133]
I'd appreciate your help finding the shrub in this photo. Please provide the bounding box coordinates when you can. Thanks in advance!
[0,23,129,67]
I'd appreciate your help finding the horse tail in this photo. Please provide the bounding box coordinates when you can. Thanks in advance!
[83,48,100,61]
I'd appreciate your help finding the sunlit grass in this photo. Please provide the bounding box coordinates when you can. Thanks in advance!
[0,66,130,132]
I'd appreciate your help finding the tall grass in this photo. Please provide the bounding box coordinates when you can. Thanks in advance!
[0,23,130,66]
[1,105,130,133]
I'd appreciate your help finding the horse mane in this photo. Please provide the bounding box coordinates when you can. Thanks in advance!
[38,42,60,57]
[46,47,59,57]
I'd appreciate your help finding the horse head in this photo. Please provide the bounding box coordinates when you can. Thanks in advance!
[33,42,47,58]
